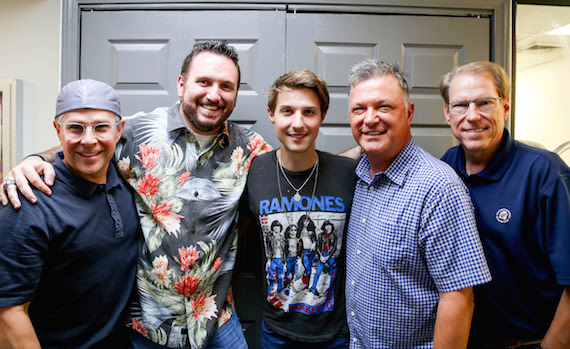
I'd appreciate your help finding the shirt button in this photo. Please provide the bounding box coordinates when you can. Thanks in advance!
[194,191,199,197]
[351,280,355,286]
[110,200,114,204]
[112,210,117,215]
[356,250,361,255]
[352,338,357,342]
[351,311,355,317]
[361,218,365,223]
[191,227,196,234]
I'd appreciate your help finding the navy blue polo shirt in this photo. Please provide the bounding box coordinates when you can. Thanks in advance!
[0,152,140,348]
[441,129,570,340]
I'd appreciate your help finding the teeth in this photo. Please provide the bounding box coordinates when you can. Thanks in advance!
[81,152,99,157]
[202,104,220,111]
[366,131,384,135]
[466,128,485,132]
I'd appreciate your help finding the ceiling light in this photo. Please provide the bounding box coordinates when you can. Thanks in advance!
[547,24,570,35]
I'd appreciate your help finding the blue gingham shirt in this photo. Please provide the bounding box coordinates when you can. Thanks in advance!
[346,138,491,348]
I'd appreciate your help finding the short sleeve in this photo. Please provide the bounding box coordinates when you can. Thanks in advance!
[0,203,49,306]
[421,179,491,292]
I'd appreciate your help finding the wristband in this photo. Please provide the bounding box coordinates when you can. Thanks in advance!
[26,154,46,162]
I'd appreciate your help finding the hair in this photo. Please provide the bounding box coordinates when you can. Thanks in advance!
[267,69,330,115]
[320,220,334,232]
[284,224,297,239]
[297,214,316,235]
[348,59,410,108]
[180,40,241,89]
[439,61,510,104]
[270,220,283,231]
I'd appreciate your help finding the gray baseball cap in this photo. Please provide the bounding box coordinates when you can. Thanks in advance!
[55,79,121,118]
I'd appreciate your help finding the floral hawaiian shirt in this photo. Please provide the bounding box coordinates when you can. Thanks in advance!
[115,101,271,348]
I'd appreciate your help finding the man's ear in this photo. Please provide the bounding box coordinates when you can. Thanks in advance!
[268,106,275,123]
[54,120,61,137]
[502,98,510,121]
[116,119,125,141]
[176,75,185,98]
[406,102,415,125]
[444,103,452,125]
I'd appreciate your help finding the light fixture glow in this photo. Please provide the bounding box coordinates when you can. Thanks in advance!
[547,24,570,35]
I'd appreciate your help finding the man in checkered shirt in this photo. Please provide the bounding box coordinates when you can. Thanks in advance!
[344,59,491,348]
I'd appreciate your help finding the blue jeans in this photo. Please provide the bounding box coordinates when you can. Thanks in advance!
[130,311,247,349]
[261,322,348,349]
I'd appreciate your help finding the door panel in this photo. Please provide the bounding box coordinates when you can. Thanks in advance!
[287,13,490,157]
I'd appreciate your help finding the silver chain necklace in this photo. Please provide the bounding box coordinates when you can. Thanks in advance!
[276,152,319,229]
[278,152,319,202]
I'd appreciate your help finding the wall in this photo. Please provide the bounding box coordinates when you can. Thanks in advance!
[515,54,570,164]
[0,0,61,160]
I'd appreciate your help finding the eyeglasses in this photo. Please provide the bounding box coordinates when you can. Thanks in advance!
[448,97,502,115]
[57,121,120,140]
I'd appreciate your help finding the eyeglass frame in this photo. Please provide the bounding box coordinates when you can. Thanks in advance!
[56,120,121,140]
[447,97,503,115]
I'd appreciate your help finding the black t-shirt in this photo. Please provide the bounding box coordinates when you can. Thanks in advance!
[244,150,356,343]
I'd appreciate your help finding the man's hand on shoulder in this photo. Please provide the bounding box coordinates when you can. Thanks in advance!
[1,155,56,209]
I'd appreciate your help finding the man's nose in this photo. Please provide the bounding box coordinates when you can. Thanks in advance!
[206,85,221,102]
[363,109,379,125]
[465,103,482,122]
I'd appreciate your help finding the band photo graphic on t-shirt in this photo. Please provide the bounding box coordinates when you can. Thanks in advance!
[259,209,345,316]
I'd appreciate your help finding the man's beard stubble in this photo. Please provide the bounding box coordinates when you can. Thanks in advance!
[181,101,233,134]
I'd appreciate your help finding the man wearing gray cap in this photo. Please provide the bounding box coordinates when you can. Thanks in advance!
[0,79,140,348]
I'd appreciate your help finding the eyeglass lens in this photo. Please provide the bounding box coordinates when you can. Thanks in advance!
[450,98,500,114]
[61,123,117,140]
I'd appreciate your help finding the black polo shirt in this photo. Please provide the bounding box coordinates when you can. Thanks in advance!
[0,152,140,348]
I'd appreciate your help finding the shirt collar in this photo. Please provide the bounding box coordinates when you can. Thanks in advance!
[53,152,122,199]
[356,137,416,187]
[166,101,230,148]
[457,128,512,181]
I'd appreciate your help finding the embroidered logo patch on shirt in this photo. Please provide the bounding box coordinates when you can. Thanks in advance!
[495,208,511,224]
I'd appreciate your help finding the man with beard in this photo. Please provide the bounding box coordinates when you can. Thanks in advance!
[0,40,271,349]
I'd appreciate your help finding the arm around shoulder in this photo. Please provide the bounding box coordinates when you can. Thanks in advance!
[0,146,61,208]
[0,303,41,348]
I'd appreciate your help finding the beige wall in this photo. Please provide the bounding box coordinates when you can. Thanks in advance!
[0,0,61,160]
[515,55,570,165]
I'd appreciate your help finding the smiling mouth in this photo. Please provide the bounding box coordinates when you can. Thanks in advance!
[364,131,386,135]
[201,104,222,111]
[79,151,102,157]
[289,134,307,140]
[465,128,485,133]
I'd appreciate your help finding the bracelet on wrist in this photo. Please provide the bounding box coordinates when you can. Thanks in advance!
[26,154,46,162]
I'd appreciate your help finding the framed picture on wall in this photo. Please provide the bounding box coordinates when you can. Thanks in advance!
[0,79,20,183]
